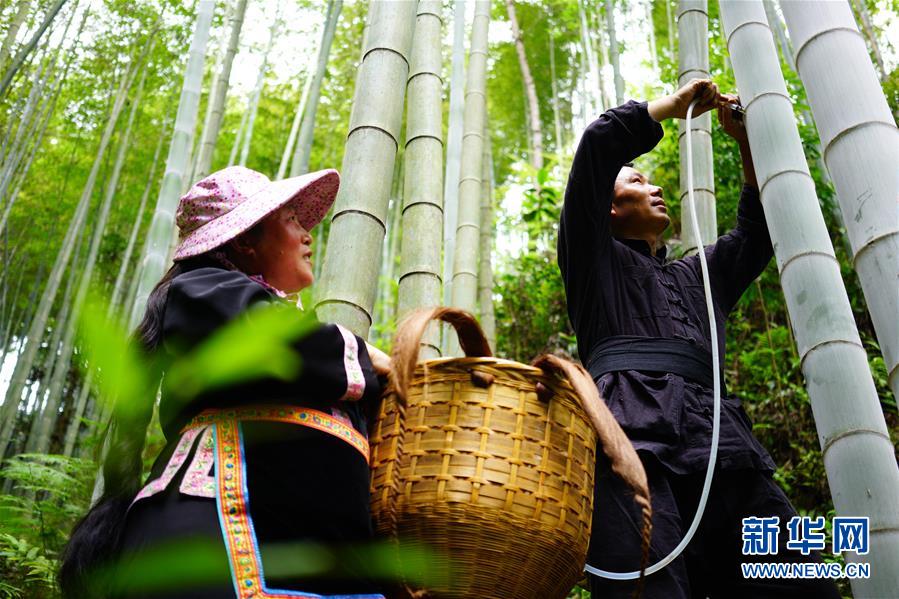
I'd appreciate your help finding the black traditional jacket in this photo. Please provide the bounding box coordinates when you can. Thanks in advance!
[558,100,776,474]
[119,263,384,596]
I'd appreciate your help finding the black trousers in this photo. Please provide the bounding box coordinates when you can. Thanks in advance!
[587,456,842,599]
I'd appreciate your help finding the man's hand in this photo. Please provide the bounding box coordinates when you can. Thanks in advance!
[715,93,758,188]
[648,79,720,121]
[717,93,748,145]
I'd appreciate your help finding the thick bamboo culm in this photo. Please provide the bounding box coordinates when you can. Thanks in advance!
[677,0,717,253]
[397,0,445,360]
[719,2,899,595]
[315,0,418,337]
[370,307,651,598]
[778,0,899,403]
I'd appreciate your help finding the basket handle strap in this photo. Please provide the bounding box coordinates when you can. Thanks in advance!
[382,306,492,566]
[390,306,492,405]
[532,354,653,588]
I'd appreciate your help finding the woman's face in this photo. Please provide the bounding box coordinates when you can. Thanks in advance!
[249,204,315,294]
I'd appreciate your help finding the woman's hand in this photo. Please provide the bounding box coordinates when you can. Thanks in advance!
[365,341,392,376]
[717,93,749,145]
[648,78,720,121]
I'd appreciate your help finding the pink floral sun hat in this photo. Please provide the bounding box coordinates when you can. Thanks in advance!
[173,166,339,261]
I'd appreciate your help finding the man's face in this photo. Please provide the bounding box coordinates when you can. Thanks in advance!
[610,166,670,239]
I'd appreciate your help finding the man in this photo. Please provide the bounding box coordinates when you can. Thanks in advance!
[558,80,841,598]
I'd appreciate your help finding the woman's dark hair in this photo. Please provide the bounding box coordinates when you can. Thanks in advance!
[58,260,185,597]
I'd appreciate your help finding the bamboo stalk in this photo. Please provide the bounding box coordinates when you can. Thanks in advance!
[0,0,31,75]
[0,5,84,237]
[397,0,444,359]
[605,0,625,105]
[762,0,834,188]
[0,0,68,97]
[24,229,85,453]
[33,46,153,456]
[130,0,215,329]
[227,96,250,166]
[577,0,602,114]
[0,31,143,458]
[720,3,899,593]
[314,0,419,337]
[375,159,404,339]
[646,0,659,74]
[447,0,490,355]
[193,0,248,181]
[548,26,563,154]
[441,0,466,319]
[289,0,343,177]
[59,117,166,457]
[0,261,26,365]
[505,0,542,172]
[666,0,675,57]
[238,4,281,167]
[593,5,613,112]
[61,373,90,457]
[779,0,899,418]
[477,126,495,350]
[110,119,167,317]
[849,0,887,82]
[0,33,49,170]
[0,48,54,205]
[277,73,311,180]
[677,0,716,254]
[24,231,84,446]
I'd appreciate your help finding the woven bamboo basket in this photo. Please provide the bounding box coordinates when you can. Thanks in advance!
[370,307,652,599]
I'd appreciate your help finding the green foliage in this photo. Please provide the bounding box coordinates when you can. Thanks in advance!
[76,296,155,420]
[85,538,446,596]
[566,584,591,598]
[0,454,95,598]
[495,167,576,363]
[521,166,562,251]
[0,534,57,599]
[488,0,581,182]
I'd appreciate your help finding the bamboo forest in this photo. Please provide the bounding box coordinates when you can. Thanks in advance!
[0,0,897,597]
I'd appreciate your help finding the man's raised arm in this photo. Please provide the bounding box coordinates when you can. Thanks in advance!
[558,101,664,330]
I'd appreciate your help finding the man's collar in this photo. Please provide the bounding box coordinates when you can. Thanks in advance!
[617,237,668,262]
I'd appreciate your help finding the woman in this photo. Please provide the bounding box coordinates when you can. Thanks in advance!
[61,166,390,598]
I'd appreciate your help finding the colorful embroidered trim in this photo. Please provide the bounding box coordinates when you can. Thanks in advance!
[130,426,203,508]
[184,405,369,464]
[335,325,365,401]
[330,407,353,429]
[214,421,384,599]
[180,425,216,498]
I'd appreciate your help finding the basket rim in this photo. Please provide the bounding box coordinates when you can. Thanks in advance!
[415,356,546,373]
[403,356,583,403]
